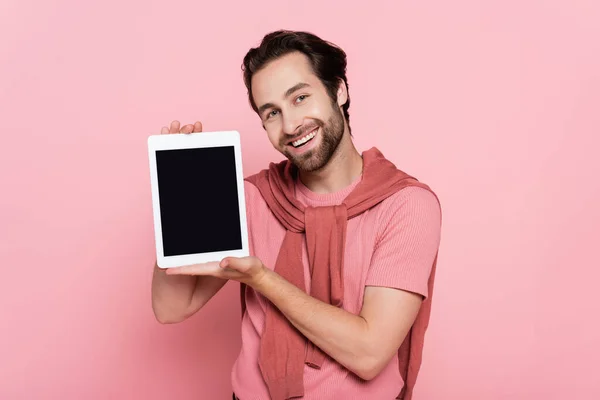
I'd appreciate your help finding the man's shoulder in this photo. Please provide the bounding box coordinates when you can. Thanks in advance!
[361,183,442,273]
[244,157,292,182]
[243,159,296,202]
[373,183,441,230]
[243,164,270,200]
[244,167,269,186]
[243,179,266,206]
[387,183,440,209]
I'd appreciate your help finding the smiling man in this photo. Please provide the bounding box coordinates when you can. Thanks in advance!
[151,30,442,400]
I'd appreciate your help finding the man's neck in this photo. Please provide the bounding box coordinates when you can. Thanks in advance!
[298,132,363,194]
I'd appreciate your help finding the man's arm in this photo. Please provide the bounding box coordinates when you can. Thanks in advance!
[151,261,227,323]
[253,271,422,380]
[254,186,441,380]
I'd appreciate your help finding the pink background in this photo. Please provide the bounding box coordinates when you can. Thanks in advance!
[1,1,599,399]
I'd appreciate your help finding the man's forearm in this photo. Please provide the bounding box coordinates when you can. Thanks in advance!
[252,269,380,380]
[151,262,198,323]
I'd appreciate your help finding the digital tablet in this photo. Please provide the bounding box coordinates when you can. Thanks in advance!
[147,130,249,269]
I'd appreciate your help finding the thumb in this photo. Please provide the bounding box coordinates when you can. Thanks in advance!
[220,256,259,272]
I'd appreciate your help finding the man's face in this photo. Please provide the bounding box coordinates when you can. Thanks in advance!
[251,52,347,172]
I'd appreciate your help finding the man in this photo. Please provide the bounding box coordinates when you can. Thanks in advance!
[151,30,441,400]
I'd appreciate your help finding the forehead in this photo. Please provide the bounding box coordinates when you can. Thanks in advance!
[251,52,322,105]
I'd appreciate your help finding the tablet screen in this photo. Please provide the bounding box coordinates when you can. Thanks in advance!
[155,145,243,257]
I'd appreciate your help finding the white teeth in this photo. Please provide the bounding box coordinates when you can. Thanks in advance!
[292,130,317,147]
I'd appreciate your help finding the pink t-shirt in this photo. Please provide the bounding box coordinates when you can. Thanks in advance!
[231,174,441,399]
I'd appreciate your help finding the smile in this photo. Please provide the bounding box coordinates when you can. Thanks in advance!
[291,128,318,148]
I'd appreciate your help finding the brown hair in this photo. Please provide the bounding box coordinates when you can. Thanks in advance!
[242,30,351,131]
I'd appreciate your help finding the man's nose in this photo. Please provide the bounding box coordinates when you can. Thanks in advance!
[282,111,303,136]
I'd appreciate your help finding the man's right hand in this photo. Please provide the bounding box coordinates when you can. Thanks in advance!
[160,120,203,134]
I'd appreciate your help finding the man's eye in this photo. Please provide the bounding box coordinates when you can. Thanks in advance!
[267,110,279,118]
[296,95,307,103]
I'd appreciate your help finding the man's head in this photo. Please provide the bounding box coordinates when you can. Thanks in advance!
[242,30,352,172]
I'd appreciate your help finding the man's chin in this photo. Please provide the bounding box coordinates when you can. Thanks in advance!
[284,150,308,166]
[292,155,330,173]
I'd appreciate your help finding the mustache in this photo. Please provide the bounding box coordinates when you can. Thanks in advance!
[282,121,322,146]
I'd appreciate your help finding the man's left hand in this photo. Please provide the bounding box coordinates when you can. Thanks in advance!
[166,256,268,289]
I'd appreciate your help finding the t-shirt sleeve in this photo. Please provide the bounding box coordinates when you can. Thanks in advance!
[365,186,441,299]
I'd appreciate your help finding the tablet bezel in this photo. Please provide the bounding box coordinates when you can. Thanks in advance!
[147,130,249,269]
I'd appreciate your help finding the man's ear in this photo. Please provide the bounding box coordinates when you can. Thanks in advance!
[336,79,348,107]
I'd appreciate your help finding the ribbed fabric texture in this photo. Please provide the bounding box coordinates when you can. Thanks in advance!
[231,169,441,399]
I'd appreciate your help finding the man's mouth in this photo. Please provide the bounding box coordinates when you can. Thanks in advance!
[289,127,318,148]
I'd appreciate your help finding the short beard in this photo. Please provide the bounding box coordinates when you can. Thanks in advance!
[282,104,345,173]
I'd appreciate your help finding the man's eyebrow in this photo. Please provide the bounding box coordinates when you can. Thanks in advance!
[257,82,312,116]
[284,82,310,98]
[257,102,275,116]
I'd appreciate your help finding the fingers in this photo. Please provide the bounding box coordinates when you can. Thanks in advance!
[221,256,261,273]
[161,120,203,134]
[169,120,180,133]
[180,124,194,134]
[166,261,222,275]
[165,261,246,282]
[180,121,203,133]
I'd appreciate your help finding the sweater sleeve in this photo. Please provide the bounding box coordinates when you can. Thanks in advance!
[365,186,441,299]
